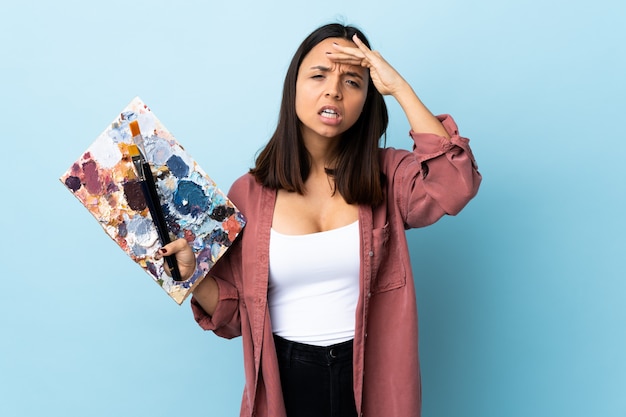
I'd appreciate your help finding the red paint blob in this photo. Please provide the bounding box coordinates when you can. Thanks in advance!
[82,160,103,195]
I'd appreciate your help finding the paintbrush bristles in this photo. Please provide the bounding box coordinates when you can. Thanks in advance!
[129,120,141,137]
[128,144,140,157]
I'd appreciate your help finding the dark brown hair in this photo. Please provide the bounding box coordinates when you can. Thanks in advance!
[249,23,388,206]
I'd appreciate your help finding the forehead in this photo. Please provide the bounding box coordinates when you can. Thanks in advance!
[299,37,366,75]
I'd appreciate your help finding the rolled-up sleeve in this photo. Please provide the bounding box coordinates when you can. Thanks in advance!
[189,240,244,339]
[190,277,241,338]
[390,114,481,228]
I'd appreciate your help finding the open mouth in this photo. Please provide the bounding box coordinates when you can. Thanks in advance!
[320,108,340,119]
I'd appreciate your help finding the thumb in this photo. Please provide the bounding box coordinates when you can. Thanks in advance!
[158,238,190,256]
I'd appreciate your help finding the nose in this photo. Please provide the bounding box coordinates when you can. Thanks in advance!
[324,77,342,100]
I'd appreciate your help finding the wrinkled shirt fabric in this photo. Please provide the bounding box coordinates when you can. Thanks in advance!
[191,115,481,417]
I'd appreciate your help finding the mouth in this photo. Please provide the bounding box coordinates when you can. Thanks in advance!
[319,106,341,120]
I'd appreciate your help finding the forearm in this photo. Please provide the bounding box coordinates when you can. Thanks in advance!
[191,275,219,316]
[392,80,450,139]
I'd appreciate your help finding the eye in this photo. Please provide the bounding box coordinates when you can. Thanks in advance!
[311,74,325,80]
[346,79,361,88]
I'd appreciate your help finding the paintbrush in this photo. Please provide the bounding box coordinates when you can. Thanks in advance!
[128,120,184,281]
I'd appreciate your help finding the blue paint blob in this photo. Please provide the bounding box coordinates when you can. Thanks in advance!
[173,180,209,217]
[209,228,229,245]
[118,222,128,238]
[161,204,181,235]
[166,154,189,178]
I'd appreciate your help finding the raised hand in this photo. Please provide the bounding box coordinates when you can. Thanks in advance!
[328,34,449,138]
[327,34,410,97]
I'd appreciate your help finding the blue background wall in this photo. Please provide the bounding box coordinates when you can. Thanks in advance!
[1,1,624,416]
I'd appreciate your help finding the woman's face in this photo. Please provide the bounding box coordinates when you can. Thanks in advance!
[295,37,369,145]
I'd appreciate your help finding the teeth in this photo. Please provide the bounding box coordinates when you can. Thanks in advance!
[321,109,338,118]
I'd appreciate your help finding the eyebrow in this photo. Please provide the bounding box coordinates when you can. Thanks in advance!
[309,65,364,80]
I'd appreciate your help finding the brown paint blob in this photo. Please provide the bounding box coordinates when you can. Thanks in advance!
[123,180,147,211]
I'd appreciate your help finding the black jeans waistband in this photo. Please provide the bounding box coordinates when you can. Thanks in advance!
[273,334,354,364]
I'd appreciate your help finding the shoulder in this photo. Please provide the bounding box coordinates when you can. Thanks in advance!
[227,173,266,210]
[230,172,258,192]
[379,146,415,175]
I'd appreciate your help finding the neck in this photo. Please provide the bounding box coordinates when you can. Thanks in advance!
[302,137,340,175]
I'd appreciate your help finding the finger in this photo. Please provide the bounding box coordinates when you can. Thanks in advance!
[154,238,186,265]
[327,55,367,67]
[153,246,174,276]
[330,44,365,60]
[155,238,197,279]
[327,48,371,69]
[351,35,390,71]
[158,238,188,256]
[352,34,374,56]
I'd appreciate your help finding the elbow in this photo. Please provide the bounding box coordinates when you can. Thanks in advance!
[446,170,482,215]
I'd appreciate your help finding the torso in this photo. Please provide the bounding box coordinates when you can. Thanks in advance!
[272,174,358,235]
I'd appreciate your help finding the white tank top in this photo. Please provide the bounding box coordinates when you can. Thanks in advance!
[268,221,360,346]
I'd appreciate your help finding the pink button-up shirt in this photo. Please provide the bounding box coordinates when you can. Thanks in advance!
[191,115,481,417]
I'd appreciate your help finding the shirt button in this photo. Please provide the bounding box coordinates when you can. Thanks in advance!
[367,292,372,298]
[368,251,374,257]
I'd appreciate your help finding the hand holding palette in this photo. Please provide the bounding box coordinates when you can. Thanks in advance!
[60,97,246,304]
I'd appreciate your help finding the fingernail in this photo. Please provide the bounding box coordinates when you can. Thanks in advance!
[160,248,167,254]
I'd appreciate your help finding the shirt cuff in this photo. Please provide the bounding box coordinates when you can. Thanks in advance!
[190,277,239,331]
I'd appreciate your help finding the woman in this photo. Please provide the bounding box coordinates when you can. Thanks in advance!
[158,23,481,417]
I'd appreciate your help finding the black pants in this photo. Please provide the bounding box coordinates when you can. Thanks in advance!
[274,335,358,417]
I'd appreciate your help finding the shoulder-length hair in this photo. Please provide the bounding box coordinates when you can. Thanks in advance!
[249,23,388,206]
